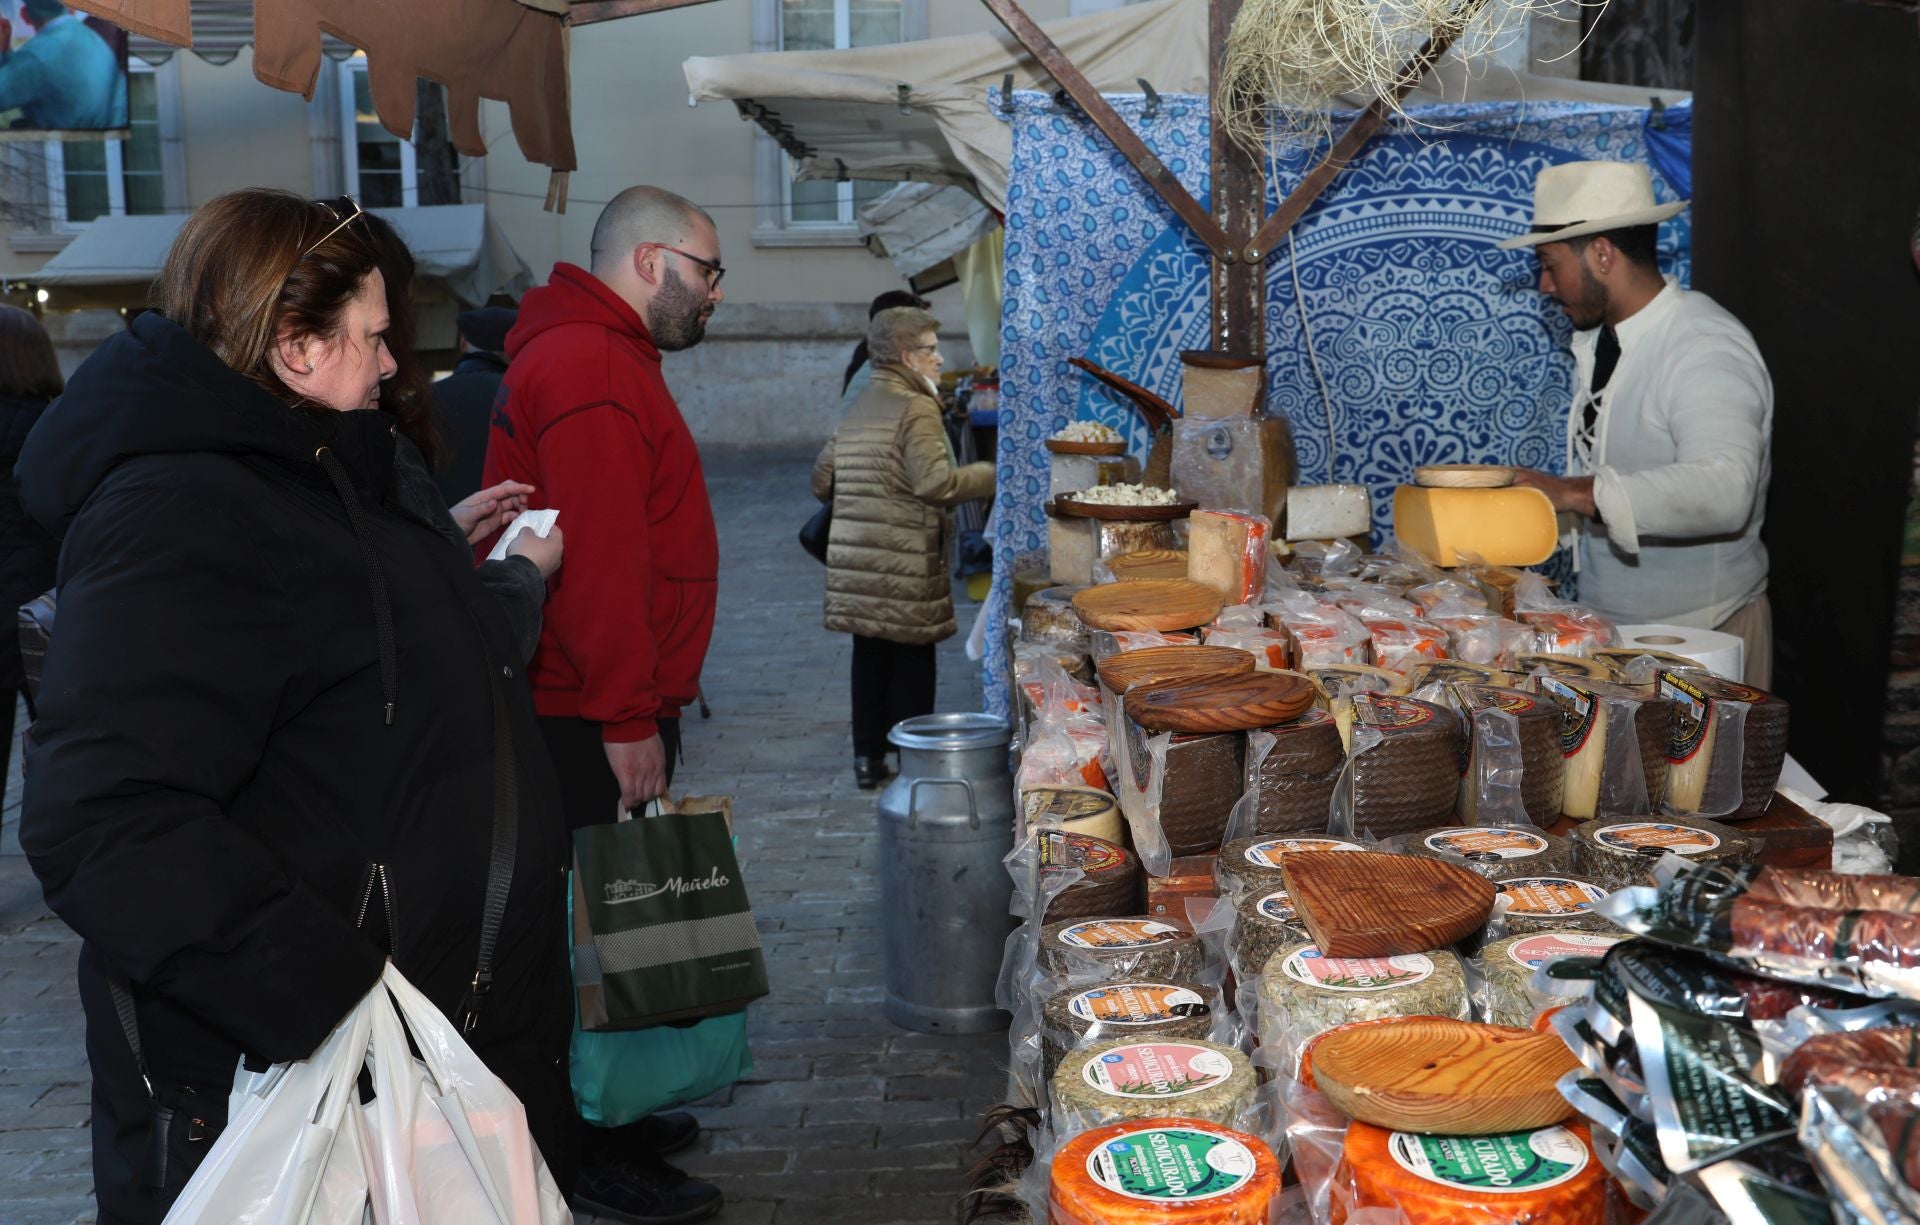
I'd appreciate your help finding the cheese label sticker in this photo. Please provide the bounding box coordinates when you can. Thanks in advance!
[1424,828,1551,860]
[1355,694,1435,729]
[1084,1043,1235,1099]
[1284,949,1435,992]
[1027,789,1114,821]
[1060,919,1183,950]
[1088,1127,1256,1202]
[1069,984,1210,1026]
[1508,932,1627,969]
[1041,831,1127,875]
[1495,877,1609,917]
[1593,822,1721,854]
[1458,686,1538,716]
[1659,670,1763,764]
[1387,1126,1590,1194]
[1246,838,1363,868]
[1255,890,1299,924]
[1536,676,1599,756]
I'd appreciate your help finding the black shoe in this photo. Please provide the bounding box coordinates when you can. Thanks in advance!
[855,756,887,790]
[593,1111,700,1157]
[574,1154,723,1225]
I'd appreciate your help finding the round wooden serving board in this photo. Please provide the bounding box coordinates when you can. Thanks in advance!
[1311,1017,1580,1134]
[1107,548,1190,582]
[1045,438,1128,456]
[1123,671,1317,733]
[1415,463,1515,488]
[1050,496,1198,522]
[1072,580,1222,633]
[1096,645,1253,694]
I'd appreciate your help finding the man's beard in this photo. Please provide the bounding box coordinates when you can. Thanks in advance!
[647,267,711,351]
[1563,260,1610,331]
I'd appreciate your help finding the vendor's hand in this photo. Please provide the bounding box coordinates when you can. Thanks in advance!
[605,735,668,812]
[450,479,536,545]
[507,524,562,581]
[1512,469,1597,519]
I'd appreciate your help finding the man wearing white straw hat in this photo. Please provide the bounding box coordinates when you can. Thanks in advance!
[1502,160,1775,686]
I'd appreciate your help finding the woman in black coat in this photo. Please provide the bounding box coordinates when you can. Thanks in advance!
[18,191,573,1225]
[0,305,61,775]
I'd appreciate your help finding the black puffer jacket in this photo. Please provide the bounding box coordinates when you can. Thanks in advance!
[18,313,573,1222]
[0,392,57,687]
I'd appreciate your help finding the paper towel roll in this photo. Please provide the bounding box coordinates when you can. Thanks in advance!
[1614,624,1745,682]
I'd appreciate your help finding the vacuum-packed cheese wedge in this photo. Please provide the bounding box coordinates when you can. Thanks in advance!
[1348,694,1461,838]
[1187,510,1270,605]
[1535,676,1674,818]
[1201,626,1292,671]
[1455,684,1566,826]
[1285,484,1371,541]
[1658,670,1789,821]
[1038,831,1143,924]
[1022,785,1126,845]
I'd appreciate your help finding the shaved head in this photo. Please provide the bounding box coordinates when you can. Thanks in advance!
[587,185,724,351]
[590,186,713,277]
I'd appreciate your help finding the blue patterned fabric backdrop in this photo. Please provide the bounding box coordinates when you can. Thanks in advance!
[985,92,1693,718]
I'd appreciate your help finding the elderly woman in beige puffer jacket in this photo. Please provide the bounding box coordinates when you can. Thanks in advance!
[811,306,994,788]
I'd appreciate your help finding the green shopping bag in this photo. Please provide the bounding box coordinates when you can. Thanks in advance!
[566,863,756,1126]
[570,798,769,1030]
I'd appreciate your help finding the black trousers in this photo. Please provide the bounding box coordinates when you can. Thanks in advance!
[850,634,936,759]
[538,714,681,830]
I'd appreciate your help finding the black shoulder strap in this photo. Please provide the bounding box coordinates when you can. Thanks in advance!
[459,665,518,1035]
[107,969,153,1099]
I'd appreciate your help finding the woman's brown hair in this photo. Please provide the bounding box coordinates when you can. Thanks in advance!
[153,188,437,465]
[0,305,63,400]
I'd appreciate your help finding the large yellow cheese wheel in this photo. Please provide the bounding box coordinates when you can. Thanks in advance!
[1048,1117,1282,1225]
[1332,1120,1605,1225]
[1393,486,1558,568]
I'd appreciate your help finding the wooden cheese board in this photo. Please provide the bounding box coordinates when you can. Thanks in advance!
[1049,495,1199,522]
[1096,645,1253,694]
[1311,1017,1579,1134]
[1107,548,1190,582]
[1283,851,1496,957]
[1124,670,1317,733]
[1045,438,1128,456]
[1072,580,1222,632]
[1414,463,1515,489]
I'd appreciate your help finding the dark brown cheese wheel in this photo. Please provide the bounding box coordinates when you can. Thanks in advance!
[1244,710,1346,837]
[1039,831,1143,924]
[1349,695,1462,838]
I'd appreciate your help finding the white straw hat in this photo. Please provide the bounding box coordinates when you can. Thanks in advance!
[1498,160,1688,251]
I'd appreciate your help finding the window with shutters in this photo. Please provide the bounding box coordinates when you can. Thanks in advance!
[38,60,164,227]
[751,0,925,247]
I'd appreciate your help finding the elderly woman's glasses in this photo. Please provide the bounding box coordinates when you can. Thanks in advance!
[302,197,365,259]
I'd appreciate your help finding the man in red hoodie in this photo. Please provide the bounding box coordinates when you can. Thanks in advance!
[481,185,723,1225]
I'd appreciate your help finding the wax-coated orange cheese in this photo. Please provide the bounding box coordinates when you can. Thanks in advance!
[1331,1120,1605,1225]
[1394,485,1558,568]
[1049,1117,1282,1224]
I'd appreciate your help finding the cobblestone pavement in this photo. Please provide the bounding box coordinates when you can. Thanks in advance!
[0,446,1008,1225]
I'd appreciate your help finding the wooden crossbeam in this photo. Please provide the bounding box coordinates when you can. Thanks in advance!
[980,0,1236,262]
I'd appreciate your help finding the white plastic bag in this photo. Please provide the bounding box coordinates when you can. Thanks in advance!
[163,984,377,1225]
[165,962,571,1225]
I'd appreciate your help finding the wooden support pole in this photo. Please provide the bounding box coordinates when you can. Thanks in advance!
[1208,0,1264,357]
[980,0,1234,260]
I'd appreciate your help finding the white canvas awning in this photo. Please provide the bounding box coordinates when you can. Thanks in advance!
[685,0,1688,215]
[28,204,531,310]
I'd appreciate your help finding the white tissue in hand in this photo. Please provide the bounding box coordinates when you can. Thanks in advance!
[487,509,558,562]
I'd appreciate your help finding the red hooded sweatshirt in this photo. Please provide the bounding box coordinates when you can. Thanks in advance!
[479,263,718,742]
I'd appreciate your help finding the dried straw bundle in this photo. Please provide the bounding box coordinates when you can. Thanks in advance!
[1218,0,1576,150]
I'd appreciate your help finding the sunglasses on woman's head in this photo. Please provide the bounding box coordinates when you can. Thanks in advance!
[302,197,365,259]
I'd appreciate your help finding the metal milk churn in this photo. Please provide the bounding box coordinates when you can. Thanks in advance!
[878,712,1016,1034]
